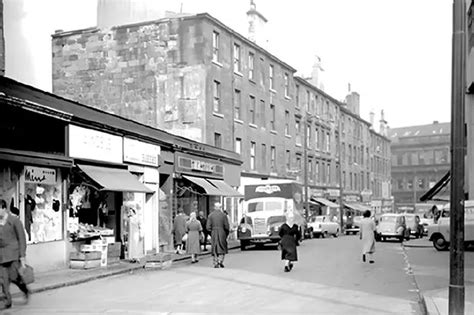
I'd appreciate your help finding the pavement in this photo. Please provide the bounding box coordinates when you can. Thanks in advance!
[11,240,241,297]
[403,238,474,315]
[8,237,474,315]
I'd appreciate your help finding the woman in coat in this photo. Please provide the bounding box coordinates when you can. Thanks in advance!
[279,211,301,272]
[185,212,203,263]
[360,210,376,264]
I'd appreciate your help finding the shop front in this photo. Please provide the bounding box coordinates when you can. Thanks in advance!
[67,125,153,266]
[0,97,72,272]
[123,137,161,255]
[173,152,241,219]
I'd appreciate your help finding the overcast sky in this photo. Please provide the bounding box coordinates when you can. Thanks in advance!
[4,0,452,128]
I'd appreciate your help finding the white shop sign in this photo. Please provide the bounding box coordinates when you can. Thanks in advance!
[24,166,56,185]
[69,125,123,164]
[123,138,160,167]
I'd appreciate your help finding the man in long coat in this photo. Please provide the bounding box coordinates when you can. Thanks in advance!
[206,202,229,268]
[0,199,29,309]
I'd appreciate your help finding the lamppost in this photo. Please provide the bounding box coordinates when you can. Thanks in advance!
[337,113,344,233]
[303,115,310,221]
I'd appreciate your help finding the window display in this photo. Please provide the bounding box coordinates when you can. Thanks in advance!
[68,184,114,241]
[25,182,63,243]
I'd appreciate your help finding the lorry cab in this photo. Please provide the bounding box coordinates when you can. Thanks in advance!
[237,180,306,250]
[428,200,474,251]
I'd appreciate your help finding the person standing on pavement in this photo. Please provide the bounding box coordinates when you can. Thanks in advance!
[360,210,376,264]
[279,211,300,272]
[185,212,203,263]
[197,210,208,251]
[0,199,29,309]
[172,208,187,254]
[206,202,230,268]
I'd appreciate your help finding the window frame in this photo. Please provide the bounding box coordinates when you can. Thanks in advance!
[212,31,220,62]
[233,43,241,73]
[213,80,221,112]
[249,52,255,81]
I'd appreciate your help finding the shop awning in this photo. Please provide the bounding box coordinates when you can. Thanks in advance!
[344,202,369,212]
[419,171,450,202]
[183,175,223,196]
[77,164,153,193]
[312,197,340,208]
[207,179,243,197]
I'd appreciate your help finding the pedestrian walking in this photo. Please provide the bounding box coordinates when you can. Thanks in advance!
[196,210,208,251]
[206,202,230,268]
[279,211,300,272]
[185,212,203,263]
[0,199,29,309]
[360,210,376,264]
[172,208,187,254]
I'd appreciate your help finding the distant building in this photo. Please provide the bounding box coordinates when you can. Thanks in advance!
[388,121,450,210]
[51,5,391,217]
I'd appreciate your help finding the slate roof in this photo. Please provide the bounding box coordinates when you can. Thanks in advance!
[387,122,450,143]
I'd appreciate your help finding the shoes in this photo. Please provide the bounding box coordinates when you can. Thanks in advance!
[362,254,366,262]
[219,262,224,268]
[284,266,290,272]
[191,260,197,264]
[289,262,293,270]
[369,260,375,264]
[214,264,220,268]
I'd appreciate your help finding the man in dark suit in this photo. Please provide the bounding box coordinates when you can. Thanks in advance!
[0,199,29,309]
[206,202,230,268]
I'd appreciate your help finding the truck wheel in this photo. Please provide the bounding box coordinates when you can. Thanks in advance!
[432,235,449,251]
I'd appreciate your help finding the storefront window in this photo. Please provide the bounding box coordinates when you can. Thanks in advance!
[25,181,63,243]
[23,166,63,243]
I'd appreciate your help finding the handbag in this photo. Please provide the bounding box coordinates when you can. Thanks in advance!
[19,264,35,284]
[182,233,188,242]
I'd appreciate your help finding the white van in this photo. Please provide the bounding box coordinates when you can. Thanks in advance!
[427,200,474,251]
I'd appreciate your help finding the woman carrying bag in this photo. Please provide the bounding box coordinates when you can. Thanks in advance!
[185,212,203,263]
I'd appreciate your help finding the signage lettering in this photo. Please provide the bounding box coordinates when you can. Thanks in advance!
[191,160,215,173]
[255,185,281,194]
[25,166,56,184]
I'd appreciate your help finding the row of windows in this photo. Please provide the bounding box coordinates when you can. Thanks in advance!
[393,177,441,191]
[393,149,450,166]
[213,31,291,97]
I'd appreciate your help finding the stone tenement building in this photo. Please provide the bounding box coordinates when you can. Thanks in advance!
[51,12,391,211]
[388,122,450,210]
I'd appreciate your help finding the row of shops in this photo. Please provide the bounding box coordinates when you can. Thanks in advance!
[0,76,242,272]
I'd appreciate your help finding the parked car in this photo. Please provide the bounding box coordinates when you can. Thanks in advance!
[428,200,474,251]
[404,213,424,238]
[375,213,410,242]
[308,215,340,238]
[344,215,363,235]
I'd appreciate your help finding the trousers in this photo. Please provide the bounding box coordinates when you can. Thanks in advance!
[0,260,29,305]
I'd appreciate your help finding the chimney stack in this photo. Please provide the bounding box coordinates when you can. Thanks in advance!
[310,55,325,90]
[369,110,375,129]
[379,109,388,136]
[247,0,268,48]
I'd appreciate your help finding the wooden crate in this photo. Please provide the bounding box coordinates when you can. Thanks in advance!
[70,251,102,261]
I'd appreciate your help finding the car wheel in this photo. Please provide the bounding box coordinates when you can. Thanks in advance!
[240,241,249,251]
[333,229,339,238]
[323,231,328,238]
[432,235,449,251]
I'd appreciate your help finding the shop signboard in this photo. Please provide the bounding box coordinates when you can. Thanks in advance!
[24,166,56,185]
[123,138,160,167]
[310,188,325,197]
[175,152,224,178]
[68,125,122,164]
[326,189,340,197]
